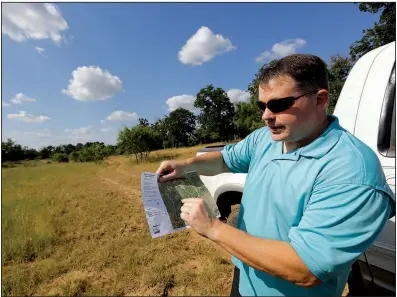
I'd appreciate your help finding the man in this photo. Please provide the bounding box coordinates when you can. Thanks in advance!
[156,54,395,296]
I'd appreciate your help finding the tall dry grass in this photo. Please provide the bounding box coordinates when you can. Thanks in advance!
[2,144,234,296]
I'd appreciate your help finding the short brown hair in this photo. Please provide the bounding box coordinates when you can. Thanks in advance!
[259,54,329,92]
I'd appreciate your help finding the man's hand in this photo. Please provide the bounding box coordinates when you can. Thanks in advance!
[180,198,215,237]
[156,160,189,182]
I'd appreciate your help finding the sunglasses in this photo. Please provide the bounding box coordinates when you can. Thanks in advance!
[256,90,318,113]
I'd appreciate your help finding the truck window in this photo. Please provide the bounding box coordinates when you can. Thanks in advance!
[377,63,396,158]
[389,94,396,156]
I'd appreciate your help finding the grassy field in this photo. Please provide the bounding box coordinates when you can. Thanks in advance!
[2,144,349,296]
[2,145,235,296]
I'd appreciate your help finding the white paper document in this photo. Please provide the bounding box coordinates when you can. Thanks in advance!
[141,171,221,238]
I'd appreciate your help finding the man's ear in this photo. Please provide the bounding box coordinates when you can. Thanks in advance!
[316,89,329,112]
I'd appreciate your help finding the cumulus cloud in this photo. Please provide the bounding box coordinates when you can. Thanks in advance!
[106,111,138,122]
[2,101,10,107]
[178,26,236,66]
[10,93,37,104]
[65,125,93,136]
[24,128,51,138]
[2,3,68,44]
[7,111,51,123]
[255,38,307,63]
[62,66,123,101]
[166,95,198,112]
[227,89,250,104]
[35,46,45,54]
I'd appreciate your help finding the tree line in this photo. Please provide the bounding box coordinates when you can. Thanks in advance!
[2,3,394,164]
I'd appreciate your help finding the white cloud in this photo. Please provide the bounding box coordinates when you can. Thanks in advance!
[62,66,123,101]
[35,46,45,54]
[100,120,106,124]
[178,26,236,66]
[2,3,68,45]
[64,125,94,142]
[10,93,37,104]
[255,38,307,63]
[227,89,250,104]
[2,101,10,107]
[65,125,93,136]
[100,127,112,133]
[7,111,51,123]
[24,128,51,138]
[166,95,198,112]
[106,111,138,121]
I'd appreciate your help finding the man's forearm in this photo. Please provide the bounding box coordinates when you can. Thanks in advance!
[184,151,229,176]
[207,219,321,288]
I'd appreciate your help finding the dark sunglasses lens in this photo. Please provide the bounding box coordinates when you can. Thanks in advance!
[268,98,293,113]
[257,101,267,111]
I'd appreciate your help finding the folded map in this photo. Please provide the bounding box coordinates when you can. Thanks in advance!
[141,171,221,238]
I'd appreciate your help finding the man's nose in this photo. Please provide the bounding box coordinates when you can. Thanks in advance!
[262,108,275,122]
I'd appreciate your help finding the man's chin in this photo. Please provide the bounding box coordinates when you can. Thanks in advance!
[269,129,288,141]
[270,134,286,141]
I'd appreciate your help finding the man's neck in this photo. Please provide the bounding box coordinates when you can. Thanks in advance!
[283,116,330,153]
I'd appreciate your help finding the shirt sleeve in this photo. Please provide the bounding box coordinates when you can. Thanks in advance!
[221,128,263,174]
[288,183,392,283]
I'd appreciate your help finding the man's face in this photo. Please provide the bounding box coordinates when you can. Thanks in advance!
[258,75,320,143]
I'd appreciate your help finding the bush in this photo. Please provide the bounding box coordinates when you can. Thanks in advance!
[68,151,79,162]
[66,145,108,164]
[51,153,69,163]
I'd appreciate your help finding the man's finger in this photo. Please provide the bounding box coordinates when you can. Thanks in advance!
[155,163,167,174]
[181,198,202,204]
[158,171,177,183]
[181,205,192,213]
[180,211,190,221]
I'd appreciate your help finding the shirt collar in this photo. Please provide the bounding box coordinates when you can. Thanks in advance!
[299,115,343,159]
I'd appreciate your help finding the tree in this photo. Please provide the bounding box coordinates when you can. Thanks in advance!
[152,118,168,149]
[233,64,274,137]
[194,84,236,143]
[117,125,162,163]
[327,55,354,114]
[164,108,197,147]
[52,152,69,163]
[1,139,40,162]
[350,2,396,61]
[139,118,150,127]
[234,100,265,138]
[38,146,54,159]
[69,151,79,162]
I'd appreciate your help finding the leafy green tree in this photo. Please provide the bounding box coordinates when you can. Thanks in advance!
[234,100,265,138]
[38,146,54,159]
[139,118,150,127]
[117,125,162,163]
[233,64,272,138]
[1,139,39,161]
[69,151,79,162]
[350,2,396,61]
[75,143,84,151]
[104,145,116,156]
[327,55,354,114]
[164,108,197,147]
[152,118,168,148]
[52,152,69,163]
[194,84,236,143]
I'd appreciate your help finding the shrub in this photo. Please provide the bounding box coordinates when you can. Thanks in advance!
[51,153,69,163]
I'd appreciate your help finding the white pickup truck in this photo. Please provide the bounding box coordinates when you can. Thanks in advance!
[197,42,396,294]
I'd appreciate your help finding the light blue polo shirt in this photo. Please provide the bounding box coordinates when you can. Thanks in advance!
[221,115,395,296]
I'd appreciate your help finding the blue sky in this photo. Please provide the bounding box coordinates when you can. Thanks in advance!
[2,2,379,149]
